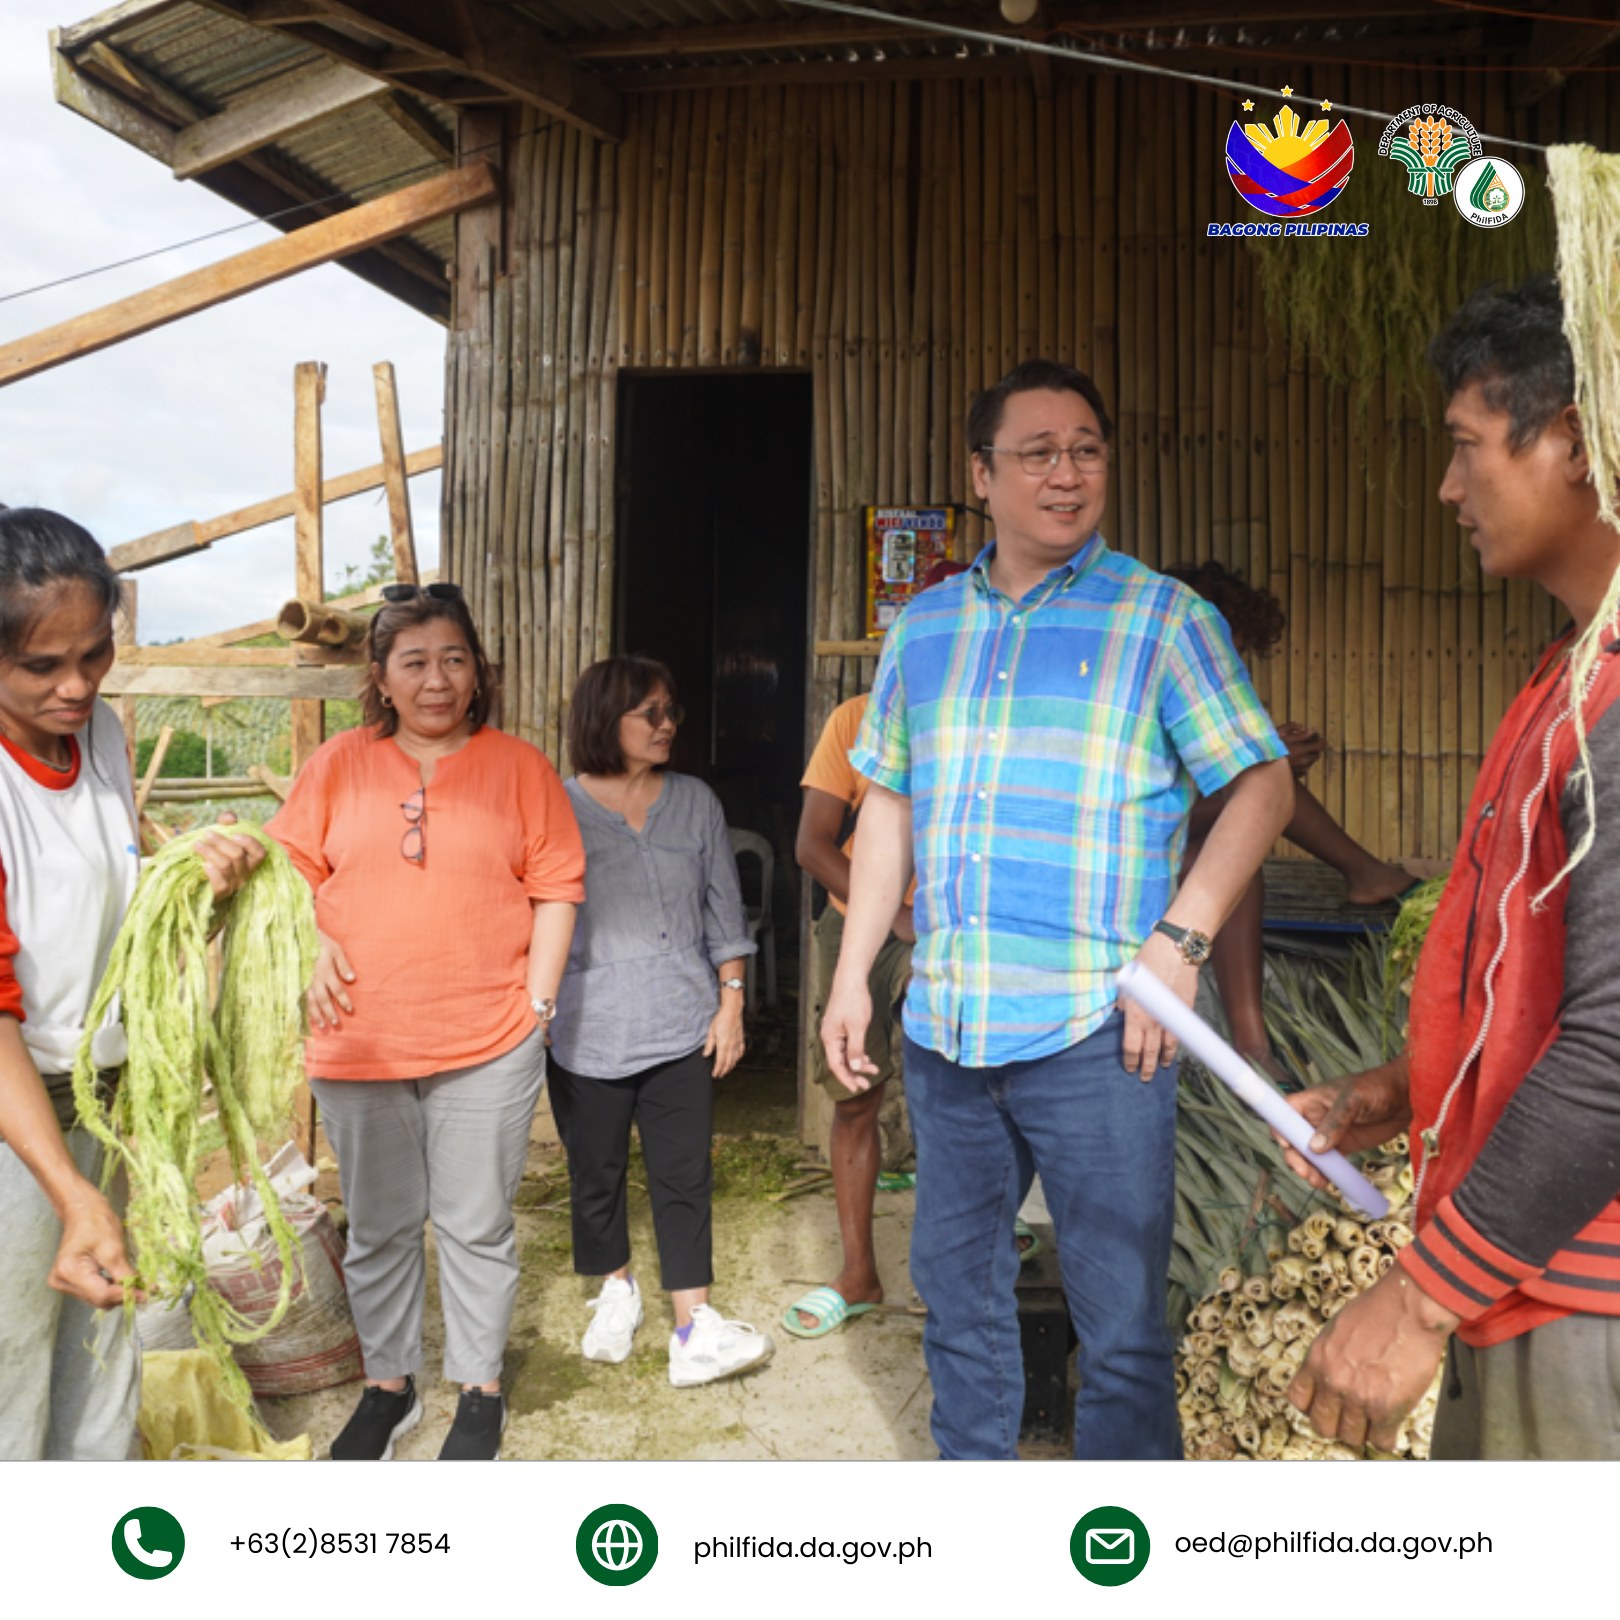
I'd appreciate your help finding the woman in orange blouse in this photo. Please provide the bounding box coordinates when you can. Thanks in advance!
[270,585,583,1462]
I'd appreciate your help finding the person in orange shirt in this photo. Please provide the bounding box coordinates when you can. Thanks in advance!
[269,584,584,1462]
[783,560,1024,1340]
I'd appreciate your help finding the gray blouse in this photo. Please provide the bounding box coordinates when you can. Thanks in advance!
[549,772,756,1079]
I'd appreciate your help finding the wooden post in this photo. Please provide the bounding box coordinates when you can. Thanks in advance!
[371,361,420,584]
[292,362,327,775]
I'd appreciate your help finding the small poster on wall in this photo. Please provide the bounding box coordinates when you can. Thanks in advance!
[862,505,959,638]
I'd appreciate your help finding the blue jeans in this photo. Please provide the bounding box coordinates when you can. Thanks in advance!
[904,1015,1182,1460]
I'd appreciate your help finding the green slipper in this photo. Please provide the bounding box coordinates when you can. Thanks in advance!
[1015,1217,1042,1265]
[781,1285,877,1340]
[876,1171,916,1192]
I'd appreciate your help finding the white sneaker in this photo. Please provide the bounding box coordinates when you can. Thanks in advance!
[582,1275,644,1363]
[668,1303,774,1387]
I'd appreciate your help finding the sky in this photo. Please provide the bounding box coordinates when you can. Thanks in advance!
[0,2,448,643]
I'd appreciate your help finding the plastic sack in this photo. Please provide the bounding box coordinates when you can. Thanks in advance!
[203,1142,363,1397]
[138,1349,312,1461]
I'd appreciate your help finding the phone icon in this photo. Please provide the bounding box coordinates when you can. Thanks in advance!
[111,1507,185,1580]
[126,1520,173,1568]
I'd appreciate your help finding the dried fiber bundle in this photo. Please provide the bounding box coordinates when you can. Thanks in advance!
[72,823,317,1417]
[1537,146,1620,904]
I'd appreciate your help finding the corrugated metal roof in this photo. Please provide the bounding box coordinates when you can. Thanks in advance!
[53,0,1499,317]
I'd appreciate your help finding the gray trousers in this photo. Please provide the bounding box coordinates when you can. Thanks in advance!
[0,1129,140,1460]
[311,1027,546,1388]
[1431,1312,1620,1460]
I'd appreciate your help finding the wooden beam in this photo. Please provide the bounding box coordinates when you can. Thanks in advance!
[172,61,389,180]
[1054,0,1436,22]
[375,91,454,165]
[51,32,175,167]
[610,56,1025,92]
[372,361,420,584]
[107,445,442,572]
[570,8,1006,60]
[56,0,191,53]
[64,38,451,317]
[0,164,495,389]
[113,643,359,666]
[101,664,364,699]
[114,578,138,770]
[291,361,327,774]
[217,0,624,141]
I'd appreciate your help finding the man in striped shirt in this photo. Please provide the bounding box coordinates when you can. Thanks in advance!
[822,358,1294,1459]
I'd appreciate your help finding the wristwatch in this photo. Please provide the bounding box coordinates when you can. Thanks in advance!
[531,996,557,1024]
[721,976,747,993]
[1152,918,1213,967]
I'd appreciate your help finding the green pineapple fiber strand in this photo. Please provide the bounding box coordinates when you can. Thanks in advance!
[71,822,318,1423]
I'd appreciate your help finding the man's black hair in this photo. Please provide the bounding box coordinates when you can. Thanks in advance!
[966,358,1114,456]
[1427,274,1576,451]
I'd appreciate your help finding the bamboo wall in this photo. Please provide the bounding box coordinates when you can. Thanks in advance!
[443,62,1615,864]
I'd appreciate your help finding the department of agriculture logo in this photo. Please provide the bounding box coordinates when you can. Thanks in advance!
[1377,103,1483,206]
[576,1503,658,1586]
[111,1506,186,1581]
[1453,156,1524,228]
[1225,87,1353,218]
[1070,1505,1150,1588]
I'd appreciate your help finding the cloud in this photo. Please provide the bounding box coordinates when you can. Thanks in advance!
[0,2,447,643]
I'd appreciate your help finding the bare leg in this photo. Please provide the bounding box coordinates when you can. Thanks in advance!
[1284,781,1410,904]
[793,1083,886,1330]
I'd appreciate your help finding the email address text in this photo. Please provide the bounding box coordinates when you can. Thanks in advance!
[1177,1530,1492,1562]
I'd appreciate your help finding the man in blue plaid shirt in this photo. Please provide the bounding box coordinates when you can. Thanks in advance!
[822,359,1295,1459]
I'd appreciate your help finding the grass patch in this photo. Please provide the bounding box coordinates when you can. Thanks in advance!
[710,1133,802,1199]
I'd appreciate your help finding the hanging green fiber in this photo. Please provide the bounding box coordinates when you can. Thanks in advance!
[72,822,317,1419]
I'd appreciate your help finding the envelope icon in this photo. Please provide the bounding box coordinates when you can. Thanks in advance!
[1084,1527,1135,1565]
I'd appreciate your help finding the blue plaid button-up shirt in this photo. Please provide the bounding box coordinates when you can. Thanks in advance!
[850,536,1285,1068]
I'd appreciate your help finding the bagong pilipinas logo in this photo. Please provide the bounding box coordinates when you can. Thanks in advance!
[1225,88,1354,219]
[1376,104,1482,206]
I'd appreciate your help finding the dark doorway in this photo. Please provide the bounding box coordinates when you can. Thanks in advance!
[615,373,812,860]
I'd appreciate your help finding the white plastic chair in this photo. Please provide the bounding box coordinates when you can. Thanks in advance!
[728,827,777,1012]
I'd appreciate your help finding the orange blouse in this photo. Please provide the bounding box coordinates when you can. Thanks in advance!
[268,725,585,1081]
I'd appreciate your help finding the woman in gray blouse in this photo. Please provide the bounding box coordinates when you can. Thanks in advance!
[548,655,773,1387]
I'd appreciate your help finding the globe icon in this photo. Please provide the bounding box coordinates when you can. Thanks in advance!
[592,1520,643,1572]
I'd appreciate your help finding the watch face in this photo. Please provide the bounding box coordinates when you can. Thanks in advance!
[1182,932,1213,966]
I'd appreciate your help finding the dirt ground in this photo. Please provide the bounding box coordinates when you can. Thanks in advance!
[256,1061,946,1462]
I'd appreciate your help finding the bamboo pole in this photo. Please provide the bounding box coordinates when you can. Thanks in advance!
[740,84,767,365]
[134,726,174,818]
[666,92,691,367]
[962,79,984,552]
[698,89,727,366]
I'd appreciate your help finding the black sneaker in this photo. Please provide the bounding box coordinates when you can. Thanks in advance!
[330,1378,421,1461]
[437,1389,508,1460]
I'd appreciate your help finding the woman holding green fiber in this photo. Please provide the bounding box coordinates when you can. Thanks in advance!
[269,585,585,1462]
[0,506,262,1461]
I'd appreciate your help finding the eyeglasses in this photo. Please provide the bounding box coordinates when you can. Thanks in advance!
[977,442,1110,478]
[381,582,464,604]
[401,785,426,865]
[627,703,684,728]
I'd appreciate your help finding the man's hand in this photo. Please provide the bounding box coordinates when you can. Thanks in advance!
[1120,928,1196,1081]
[49,1185,138,1310]
[821,975,878,1093]
[1277,721,1325,780]
[1281,1058,1412,1190]
[1288,1268,1458,1451]
[307,929,356,1031]
[703,1001,746,1078]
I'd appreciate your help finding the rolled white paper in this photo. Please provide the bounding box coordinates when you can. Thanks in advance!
[1115,959,1389,1219]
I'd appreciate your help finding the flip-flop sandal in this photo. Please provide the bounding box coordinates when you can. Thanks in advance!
[781,1285,877,1340]
[1015,1218,1042,1265]
[876,1171,916,1192]
[1342,875,1428,913]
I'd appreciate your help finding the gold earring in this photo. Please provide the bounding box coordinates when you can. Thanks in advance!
[382,694,394,708]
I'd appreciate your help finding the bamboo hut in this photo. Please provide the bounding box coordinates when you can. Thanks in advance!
[36,0,1620,1128]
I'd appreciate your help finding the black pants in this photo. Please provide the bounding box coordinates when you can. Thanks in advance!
[547,1048,714,1292]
